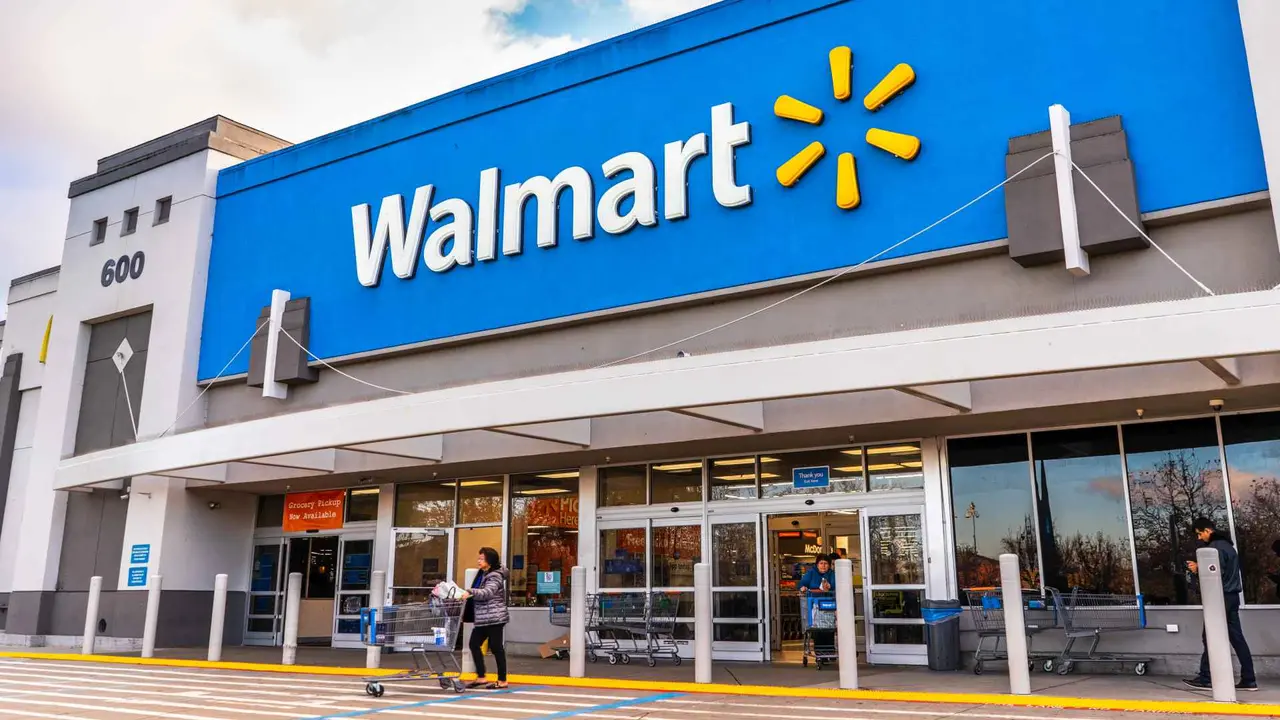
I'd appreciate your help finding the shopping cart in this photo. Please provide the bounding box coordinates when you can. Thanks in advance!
[548,599,571,659]
[359,597,466,697]
[963,587,1058,675]
[801,594,839,669]
[638,592,683,667]
[589,592,683,666]
[1047,588,1153,676]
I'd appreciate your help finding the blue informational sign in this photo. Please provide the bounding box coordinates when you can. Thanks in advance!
[537,571,562,595]
[198,0,1265,380]
[793,466,831,489]
[127,566,148,587]
[130,544,150,565]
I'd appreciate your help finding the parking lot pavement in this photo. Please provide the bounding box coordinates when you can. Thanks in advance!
[0,657,1269,720]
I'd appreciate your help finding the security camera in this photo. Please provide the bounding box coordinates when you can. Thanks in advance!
[1210,398,1225,412]
[1135,408,1144,420]
[119,492,130,501]
[676,351,692,358]
[207,501,221,510]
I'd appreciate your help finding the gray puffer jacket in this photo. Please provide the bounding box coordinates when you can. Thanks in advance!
[470,567,510,627]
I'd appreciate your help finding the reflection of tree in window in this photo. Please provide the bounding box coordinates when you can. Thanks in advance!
[1123,419,1228,605]
[653,525,700,587]
[1221,412,1280,604]
[713,523,757,587]
[948,434,1041,591]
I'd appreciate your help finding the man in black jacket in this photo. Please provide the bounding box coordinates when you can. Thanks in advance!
[1183,518,1257,691]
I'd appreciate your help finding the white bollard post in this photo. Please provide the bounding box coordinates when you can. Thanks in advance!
[282,572,302,666]
[1196,547,1237,703]
[570,566,586,679]
[694,563,712,684]
[998,554,1030,695]
[208,574,228,662]
[82,576,102,655]
[461,568,479,675]
[142,574,163,659]
[366,570,385,669]
[835,559,859,690]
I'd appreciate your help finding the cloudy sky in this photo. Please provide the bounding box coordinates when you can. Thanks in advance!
[0,0,716,312]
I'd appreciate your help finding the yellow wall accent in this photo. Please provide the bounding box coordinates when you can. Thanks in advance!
[774,95,824,125]
[864,63,915,111]
[866,128,921,160]
[829,47,852,101]
[777,142,826,187]
[836,153,860,209]
[38,316,52,364]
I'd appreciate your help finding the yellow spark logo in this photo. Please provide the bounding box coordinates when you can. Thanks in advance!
[775,47,921,210]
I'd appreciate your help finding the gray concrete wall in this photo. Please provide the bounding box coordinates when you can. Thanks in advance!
[204,205,1279,427]
[8,589,245,647]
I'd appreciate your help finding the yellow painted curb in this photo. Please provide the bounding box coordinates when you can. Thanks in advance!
[2,652,1278,716]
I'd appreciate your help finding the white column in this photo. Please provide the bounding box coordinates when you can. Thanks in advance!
[142,574,163,659]
[1238,0,1280,249]
[366,570,385,669]
[694,562,712,684]
[208,573,227,662]
[998,555,1030,695]
[1049,104,1088,277]
[577,467,599,595]
[461,567,479,675]
[570,566,586,679]
[373,483,395,604]
[1196,547,1237,703]
[282,571,302,666]
[81,575,102,655]
[920,437,954,600]
[835,558,858,690]
[262,289,290,400]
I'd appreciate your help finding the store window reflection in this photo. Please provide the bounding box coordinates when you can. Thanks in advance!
[948,434,1040,590]
[509,471,578,607]
[761,448,865,498]
[867,444,925,491]
[599,465,646,507]
[1123,418,1228,605]
[652,524,700,587]
[1221,412,1280,605]
[600,527,647,589]
[456,477,503,524]
[394,482,455,527]
[709,456,759,500]
[650,460,703,503]
[1031,427,1134,594]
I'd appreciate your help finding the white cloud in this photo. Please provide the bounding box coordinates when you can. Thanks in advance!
[0,0,718,311]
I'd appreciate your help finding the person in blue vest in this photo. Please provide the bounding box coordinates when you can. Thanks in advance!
[799,555,836,654]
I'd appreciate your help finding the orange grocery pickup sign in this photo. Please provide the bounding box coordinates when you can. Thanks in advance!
[283,490,345,532]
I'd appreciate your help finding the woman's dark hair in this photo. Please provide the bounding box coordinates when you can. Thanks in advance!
[480,547,502,569]
[1272,538,1280,556]
[816,554,831,565]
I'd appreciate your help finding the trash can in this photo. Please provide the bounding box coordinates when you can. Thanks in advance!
[922,598,962,671]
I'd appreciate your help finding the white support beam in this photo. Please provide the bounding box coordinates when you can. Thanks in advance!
[1050,103,1089,277]
[334,451,435,473]
[898,383,972,412]
[672,402,764,431]
[1199,357,1243,386]
[491,420,591,447]
[342,435,443,461]
[154,463,316,484]
[51,290,1280,490]
[263,289,290,400]
[243,449,338,473]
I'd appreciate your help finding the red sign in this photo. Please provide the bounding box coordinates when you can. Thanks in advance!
[283,490,345,532]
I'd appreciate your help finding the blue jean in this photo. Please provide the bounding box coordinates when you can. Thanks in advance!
[1198,595,1255,684]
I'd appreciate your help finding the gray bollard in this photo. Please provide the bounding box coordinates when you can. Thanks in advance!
[1196,547,1237,703]
[366,570,385,669]
[82,576,102,656]
[282,572,302,666]
[998,554,1030,695]
[570,566,586,679]
[694,562,712,684]
[208,574,228,662]
[835,558,858,690]
[142,574,163,659]
[461,568,479,675]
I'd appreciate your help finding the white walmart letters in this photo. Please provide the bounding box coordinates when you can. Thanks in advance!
[353,103,752,288]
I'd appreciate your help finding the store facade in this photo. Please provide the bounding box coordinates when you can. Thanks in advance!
[4,0,1280,673]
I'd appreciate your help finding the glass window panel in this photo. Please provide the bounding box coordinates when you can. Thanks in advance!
[303,536,338,599]
[713,591,759,619]
[454,526,505,587]
[714,624,760,642]
[346,488,379,523]
[867,515,924,585]
[249,595,276,615]
[339,540,373,591]
[650,460,703,503]
[391,532,448,593]
[509,472,579,607]
[1220,412,1280,605]
[948,434,1040,590]
[868,443,925,491]
[256,495,284,528]
[250,544,282,593]
[1123,418,1228,605]
[760,448,865,498]
[394,482,455,527]
[872,624,924,645]
[599,465,646,507]
[1031,426,1135,595]
[871,589,923,620]
[336,618,362,635]
[247,618,275,633]
[712,522,758,587]
[709,456,758,500]
[337,593,367,617]
[652,525,701,587]
[457,477,503,524]
[600,528,647,589]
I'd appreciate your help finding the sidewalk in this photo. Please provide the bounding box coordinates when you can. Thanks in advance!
[5,643,1279,712]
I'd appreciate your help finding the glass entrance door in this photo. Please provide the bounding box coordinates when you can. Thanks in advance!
[245,539,285,646]
[862,507,928,665]
[333,535,375,648]
[710,514,764,661]
[389,529,451,604]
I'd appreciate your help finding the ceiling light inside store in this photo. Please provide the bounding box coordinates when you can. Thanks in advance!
[652,462,703,472]
[866,445,920,455]
[442,480,502,487]
[350,488,380,495]
[518,488,571,496]
[535,471,580,480]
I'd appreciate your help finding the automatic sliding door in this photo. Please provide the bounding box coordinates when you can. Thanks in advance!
[389,529,451,605]
[710,514,764,661]
[862,508,928,665]
[245,539,285,646]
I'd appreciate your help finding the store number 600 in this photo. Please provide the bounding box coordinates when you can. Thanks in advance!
[101,251,145,287]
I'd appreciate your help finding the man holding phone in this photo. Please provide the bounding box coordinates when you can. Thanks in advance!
[1183,517,1257,692]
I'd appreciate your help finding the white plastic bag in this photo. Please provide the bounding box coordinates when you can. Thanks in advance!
[432,580,462,600]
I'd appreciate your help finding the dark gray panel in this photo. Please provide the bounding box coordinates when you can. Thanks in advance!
[94,493,128,592]
[85,317,128,363]
[0,353,22,542]
[247,298,318,388]
[1007,115,1125,154]
[1006,129,1131,180]
[56,491,103,591]
[246,307,271,388]
[125,311,153,353]
[1077,160,1146,254]
[0,592,8,632]
[110,349,147,448]
[75,358,120,455]
[5,592,53,635]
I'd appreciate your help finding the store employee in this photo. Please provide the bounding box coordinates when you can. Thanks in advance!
[798,555,835,594]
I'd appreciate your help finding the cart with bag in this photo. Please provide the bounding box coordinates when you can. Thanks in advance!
[801,594,839,669]
[359,591,466,697]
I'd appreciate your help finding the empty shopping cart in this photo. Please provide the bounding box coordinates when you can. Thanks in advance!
[1047,588,1153,676]
[963,587,1058,675]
